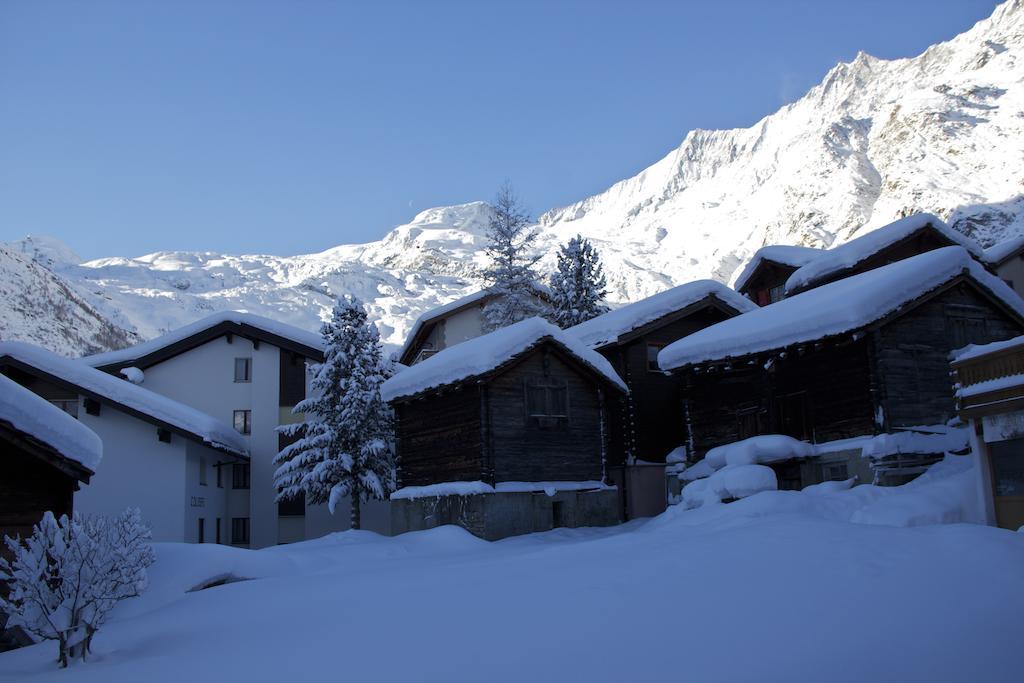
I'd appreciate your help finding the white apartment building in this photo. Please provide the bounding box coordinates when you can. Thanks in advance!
[0,342,248,544]
[84,312,389,547]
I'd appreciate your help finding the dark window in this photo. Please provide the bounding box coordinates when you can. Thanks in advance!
[157,428,172,443]
[198,518,205,544]
[215,518,222,544]
[199,456,207,486]
[233,409,252,435]
[990,442,1024,497]
[947,308,989,350]
[50,399,79,419]
[216,463,223,488]
[84,398,101,416]
[768,285,785,303]
[647,344,664,372]
[232,463,250,489]
[234,357,252,383]
[774,391,810,441]
[231,517,250,545]
[822,462,849,482]
[278,491,306,517]
[525,378,569,428]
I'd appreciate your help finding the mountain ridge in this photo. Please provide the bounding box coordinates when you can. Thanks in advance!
[4,0,1024,355]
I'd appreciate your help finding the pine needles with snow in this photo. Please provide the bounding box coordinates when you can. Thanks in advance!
[549,235,609,328]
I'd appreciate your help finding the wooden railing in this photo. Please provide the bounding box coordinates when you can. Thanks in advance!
[952,340,1024,389]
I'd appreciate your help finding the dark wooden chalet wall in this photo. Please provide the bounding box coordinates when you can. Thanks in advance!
[394,342,611,487]
[0,436,76,562]
[682,280,1024,459]
[601,306,733,464]
[395,386,482,488]
[741,261,800,305]
[488,349,605,482]
[684,340,876,458]
[873,281,1024,428]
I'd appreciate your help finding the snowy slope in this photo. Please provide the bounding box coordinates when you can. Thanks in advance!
[4,1,1024,354]
[0,244,139,357]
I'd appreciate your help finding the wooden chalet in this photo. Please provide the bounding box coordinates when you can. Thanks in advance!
[952,336,1024,531]
[0,374,98,554]
[660,247,1024,488]
[732,245,823,306]
[784,213,986,296]
[382,318,627,539]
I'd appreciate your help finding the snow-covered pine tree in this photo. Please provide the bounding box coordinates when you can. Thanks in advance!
[549,234,609,328]
[481,182,546,331]
[273,295,393,530]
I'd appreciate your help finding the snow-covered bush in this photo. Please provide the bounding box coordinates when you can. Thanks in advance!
[274,295,394,530]
[0,508,154,667]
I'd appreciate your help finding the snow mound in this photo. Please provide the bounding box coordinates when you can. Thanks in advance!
[784,214,982,294]
[705,434,816,469]
[659,246,1024,370]
[566,280,756,349]
[681,464,778,508]
[952,333,1024,363]
[381,317,627,402]
[0,373,102,472]
[0,341,248,457]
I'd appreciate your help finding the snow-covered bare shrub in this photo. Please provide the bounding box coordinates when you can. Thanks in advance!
[0,508,155,667]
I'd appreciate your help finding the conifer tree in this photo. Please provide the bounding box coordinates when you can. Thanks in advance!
[273,296,393,530]
[481,181,545,330]
[549,234,609,328]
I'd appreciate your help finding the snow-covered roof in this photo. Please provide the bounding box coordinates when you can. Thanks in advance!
[0,373,102,474]
[397,290,492,363]
[732,245,824,292]
[784,214,983,295]
[952,334,1024,363]
[83,311,324,369]
[659,246,1024,371]
[0,342,249,457]
[382,317,627,402]
[983,235,1024,266]
[566,280,755,349]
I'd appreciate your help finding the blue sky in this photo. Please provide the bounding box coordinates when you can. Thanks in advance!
[0,0,1000,260]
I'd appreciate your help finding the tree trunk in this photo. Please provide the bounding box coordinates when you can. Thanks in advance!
[350,493,361,530]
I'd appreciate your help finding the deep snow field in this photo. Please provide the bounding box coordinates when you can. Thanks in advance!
[1,456,1022,683]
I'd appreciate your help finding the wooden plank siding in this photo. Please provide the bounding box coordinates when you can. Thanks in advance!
[873,281,1024,429]
[488,349,606,483]
[394,386,483,488]
[600,305,734,463]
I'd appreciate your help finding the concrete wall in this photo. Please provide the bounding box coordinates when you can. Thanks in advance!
[75,405,188,542]
[390,489,620,541]
[442,305,485,350]
[184,440,231,544]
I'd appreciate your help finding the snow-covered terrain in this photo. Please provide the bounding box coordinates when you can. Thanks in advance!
[4,1,1024,356]
[1,453,1021,682]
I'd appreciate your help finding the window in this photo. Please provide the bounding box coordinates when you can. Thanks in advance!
[49,399,79,419]
[234,357,252,383]
[525,378,569,428]
[551,501,565,528]
[199,456,207,486]
[215,518,222,544]
[216,463,223,488]
[84,398,101,416]
[198,518,205,544]
[233,409,252,435]
[947,306,989,350]
[768,285,786,304]
[755,289,770,307]
[278,491,305,517]
[232,463,250,489]
[990,442,1024,497]
[822,462,849,482]
[736,405,762,440]
[157,428,172,443]
[646,344,664,372]
[231,517,250,545]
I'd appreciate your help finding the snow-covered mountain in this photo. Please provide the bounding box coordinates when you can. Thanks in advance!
[4,0,1024,355]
